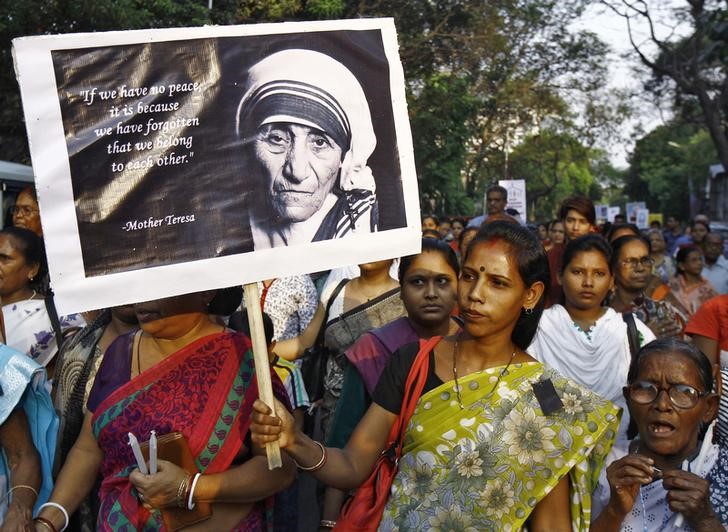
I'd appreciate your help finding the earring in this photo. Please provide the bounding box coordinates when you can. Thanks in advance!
[523,307,533,315]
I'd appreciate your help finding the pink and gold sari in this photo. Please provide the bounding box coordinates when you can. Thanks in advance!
[91,332,285,531]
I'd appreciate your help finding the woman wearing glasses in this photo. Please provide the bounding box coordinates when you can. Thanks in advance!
[591,338,727,531]
[11,187,42,237]
[607,235,687,338]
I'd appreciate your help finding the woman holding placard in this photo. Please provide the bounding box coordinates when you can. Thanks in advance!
[251,221,620,530]
[34,290,294,532]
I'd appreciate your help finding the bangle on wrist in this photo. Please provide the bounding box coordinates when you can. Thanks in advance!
[319,519,337,529]
[187,473,202,510]
[37,502,69,531]
[176,474,191,508]
[294,440,327,472]
[7,484,38,501]
[34,517,58,532]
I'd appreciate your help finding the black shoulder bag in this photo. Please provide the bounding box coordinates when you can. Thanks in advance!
[623,311,640,438]
[300,278,348,407]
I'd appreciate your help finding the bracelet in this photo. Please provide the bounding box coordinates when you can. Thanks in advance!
[37,502,69,532]
[294,440,327,472]
[34,517,58,532]
[187,473,202,511]
[319,519,337,529]
[176,474,191,509]
[8,484,38,500]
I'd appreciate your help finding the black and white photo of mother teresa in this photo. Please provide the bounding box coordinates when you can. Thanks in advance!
[236,49,378,250]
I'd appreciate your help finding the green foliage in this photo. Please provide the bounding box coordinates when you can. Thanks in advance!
[507,129,598,219]
[625,121,717,219]
[2,0,621,221]
[410,73,478,215]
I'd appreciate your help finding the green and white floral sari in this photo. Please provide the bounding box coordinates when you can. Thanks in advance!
[379,361,620,531]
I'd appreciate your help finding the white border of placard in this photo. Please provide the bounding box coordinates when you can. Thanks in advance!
[13,18,421,314]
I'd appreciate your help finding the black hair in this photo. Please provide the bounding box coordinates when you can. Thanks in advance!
[606,223,640,243]
[466,221,550,350]
[422,229,441,239]
[690,219,710,232]
[207,286,243,315]
[609,234,651,271]
[627,338,713,393]
[0,226,46,289]
[398,238,460,284]
[17,185,38,202]
[458,226,479,248]
[558,195,596,225]
[560,234,612,274]
[422,214,439,226]
[486,184,508,200]
[675,245,702,276]
[229,309,275,346]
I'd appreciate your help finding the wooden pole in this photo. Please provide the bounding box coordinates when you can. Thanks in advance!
[243,283,282,469]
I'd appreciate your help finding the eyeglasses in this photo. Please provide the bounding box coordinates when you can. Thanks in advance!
[11,206,38,217]
[628,380,707,409]
[620,257,654,269]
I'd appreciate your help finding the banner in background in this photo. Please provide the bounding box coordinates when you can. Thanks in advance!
[607,206,621,223]
[626,201,647,224]
[498,179,527,222]
[13,19,420,313]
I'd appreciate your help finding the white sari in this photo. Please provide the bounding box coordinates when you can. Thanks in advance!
[592,423,724,531]
[2,299,85,366]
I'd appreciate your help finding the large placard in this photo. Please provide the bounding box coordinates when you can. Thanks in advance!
[13,19,420,314]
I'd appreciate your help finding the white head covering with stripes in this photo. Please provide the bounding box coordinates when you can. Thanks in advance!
[236,49,377,193]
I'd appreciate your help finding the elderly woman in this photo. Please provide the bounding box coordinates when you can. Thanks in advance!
[34,290,294,531]
[11,186,42,237]
[591,338,727,530]
[236,49,378,249]
[0,344,57,530]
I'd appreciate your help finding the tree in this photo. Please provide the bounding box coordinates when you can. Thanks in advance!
[0,0,346,163]
[507,129,600,220]
[601,0,728,171]
[2,1,622,219]
[625,120,716,219]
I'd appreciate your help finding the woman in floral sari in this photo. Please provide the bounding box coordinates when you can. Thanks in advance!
[34,290,294,531]
[252,222,620,530]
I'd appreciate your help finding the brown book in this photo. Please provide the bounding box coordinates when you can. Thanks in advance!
[140,432,212,531]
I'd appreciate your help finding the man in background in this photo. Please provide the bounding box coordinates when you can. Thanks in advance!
[467,184,507,227]
[702,232,728,293]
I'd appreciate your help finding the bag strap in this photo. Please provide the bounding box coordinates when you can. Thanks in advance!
[313,278,349,347]
[622,312,639,361]
[44,288,65,349]
[388,336,440,457]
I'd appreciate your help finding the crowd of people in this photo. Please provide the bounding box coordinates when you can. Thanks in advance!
[0,185,727,531]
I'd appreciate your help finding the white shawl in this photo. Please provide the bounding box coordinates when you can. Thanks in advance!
[528,305,655,439]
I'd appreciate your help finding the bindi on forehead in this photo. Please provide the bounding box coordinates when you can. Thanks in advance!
[480,266,485,272]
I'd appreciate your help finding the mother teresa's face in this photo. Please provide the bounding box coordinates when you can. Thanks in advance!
[254,122,343,223]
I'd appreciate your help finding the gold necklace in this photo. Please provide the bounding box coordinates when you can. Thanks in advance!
[452,338,517,409]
